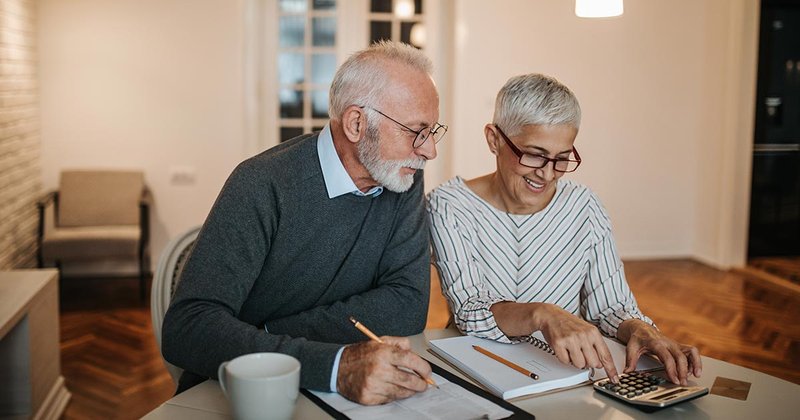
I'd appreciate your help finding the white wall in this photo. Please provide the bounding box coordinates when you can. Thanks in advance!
[38,0,247,268]
[449,0,757,264]
[36,0,758,269]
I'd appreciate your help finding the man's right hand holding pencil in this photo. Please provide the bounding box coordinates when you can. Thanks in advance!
[336,336,434,405]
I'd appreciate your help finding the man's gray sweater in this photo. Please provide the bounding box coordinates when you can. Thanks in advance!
[161,133,430,392]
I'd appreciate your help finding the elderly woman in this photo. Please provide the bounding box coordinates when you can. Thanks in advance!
[427,73,701,386]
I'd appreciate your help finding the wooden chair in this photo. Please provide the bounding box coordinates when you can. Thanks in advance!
[426,264,452,329]
[37,170,152,299]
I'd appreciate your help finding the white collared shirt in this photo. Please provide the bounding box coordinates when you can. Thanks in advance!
[317,124,383,198]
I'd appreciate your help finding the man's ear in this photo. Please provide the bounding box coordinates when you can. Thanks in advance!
[341,105,365,144]
[485,124,499,155]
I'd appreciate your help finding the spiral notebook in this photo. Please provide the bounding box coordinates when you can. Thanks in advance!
[428,332,662,400]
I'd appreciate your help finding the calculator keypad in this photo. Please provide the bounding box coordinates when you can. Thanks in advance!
[593,371,709,410]
[598,371,666,397]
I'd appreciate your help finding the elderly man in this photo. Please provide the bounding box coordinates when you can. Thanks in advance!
[162,41,446,405]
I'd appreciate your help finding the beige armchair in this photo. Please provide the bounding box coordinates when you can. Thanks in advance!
[37,170,152,300]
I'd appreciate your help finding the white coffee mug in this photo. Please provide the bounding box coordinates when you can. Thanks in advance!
[218,352,301,420]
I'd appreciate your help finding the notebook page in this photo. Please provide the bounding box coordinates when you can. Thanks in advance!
[429,334,590,399]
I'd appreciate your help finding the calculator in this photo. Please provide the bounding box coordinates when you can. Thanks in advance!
[593,371,708,411]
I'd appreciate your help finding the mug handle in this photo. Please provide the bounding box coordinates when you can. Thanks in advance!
[218,361,229,397]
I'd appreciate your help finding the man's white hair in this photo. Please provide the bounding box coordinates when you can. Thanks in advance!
[329,41,433,120]
[493,73,581,136]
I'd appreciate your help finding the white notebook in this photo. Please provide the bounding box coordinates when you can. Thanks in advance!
[429,332,662,400]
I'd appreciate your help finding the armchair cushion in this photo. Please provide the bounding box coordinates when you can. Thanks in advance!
[41,225,140,262]
[58,170,144,227]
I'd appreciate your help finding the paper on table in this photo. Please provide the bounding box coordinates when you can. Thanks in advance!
[309,373,513,420]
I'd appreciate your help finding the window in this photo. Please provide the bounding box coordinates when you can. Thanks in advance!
[251,0,436,150]
[277,0,338,142]
[368,0,425,47]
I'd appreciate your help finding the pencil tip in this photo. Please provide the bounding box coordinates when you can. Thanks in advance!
[348,316,357,324]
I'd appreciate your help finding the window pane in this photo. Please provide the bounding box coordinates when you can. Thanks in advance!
[370,0,392,13]
[280,127,304,142]
[280,89,304,118]
[279,16,305,47]
[312,126,325,132]
[279,53,305,85]
[415,0,423,15]
[313,0,336,10]
[370,21,392,44]
[400,22,416,46]
[312,17,336,46]
[311,54,335,85]
[311,90,329,119]
[279,0,307,13]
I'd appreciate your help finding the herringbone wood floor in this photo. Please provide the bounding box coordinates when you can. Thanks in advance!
[58,259,800,419]
[625,259,800,385]
[59,277,175,420]
[749,256,800,285]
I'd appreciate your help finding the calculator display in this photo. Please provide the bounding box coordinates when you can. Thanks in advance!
[651,388,687,401]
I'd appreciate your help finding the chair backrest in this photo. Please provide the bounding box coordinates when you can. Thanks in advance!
[426,264,452,329]
[58,170,144,227]
[151,226,201,386]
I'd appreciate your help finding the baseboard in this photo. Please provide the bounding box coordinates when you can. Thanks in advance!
[33,376,70,420]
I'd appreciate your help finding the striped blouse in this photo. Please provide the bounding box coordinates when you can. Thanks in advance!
[426,176,653,343]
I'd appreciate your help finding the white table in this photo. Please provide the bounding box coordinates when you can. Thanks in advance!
[0,269,70,419]
[144,329,800,419]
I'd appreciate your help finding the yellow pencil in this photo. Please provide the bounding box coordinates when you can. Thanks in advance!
[349,316,439,388]
[473,345,540,380]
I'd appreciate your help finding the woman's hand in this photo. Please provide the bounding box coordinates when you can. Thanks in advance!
[535,304,621,382]
[492,302,620,383]
[617,319,702,385]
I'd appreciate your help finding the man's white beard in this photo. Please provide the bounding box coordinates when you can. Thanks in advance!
[357,122,426,193]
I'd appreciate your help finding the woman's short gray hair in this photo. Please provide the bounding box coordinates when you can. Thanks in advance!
[329,41,433,120]
[493,73,581,136]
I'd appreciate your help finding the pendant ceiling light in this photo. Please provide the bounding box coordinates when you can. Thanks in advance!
[394,0,415,19]
[575,0,623,18]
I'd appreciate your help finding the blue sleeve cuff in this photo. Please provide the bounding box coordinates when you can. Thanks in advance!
[330,346,345,392]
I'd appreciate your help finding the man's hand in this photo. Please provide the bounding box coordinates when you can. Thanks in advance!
[336,336,432,405]
[535,304,621,383]
[618,319,702,386]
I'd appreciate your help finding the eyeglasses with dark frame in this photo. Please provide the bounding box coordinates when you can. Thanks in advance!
[494,125,582,173]
[361,106,448,149]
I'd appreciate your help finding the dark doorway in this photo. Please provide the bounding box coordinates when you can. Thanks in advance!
[748,0,800,261]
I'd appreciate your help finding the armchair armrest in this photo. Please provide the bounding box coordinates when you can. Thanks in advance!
[37,190,58,210]
[139,187,152,276]
[139,187,153,207]
[37,190,58,268]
